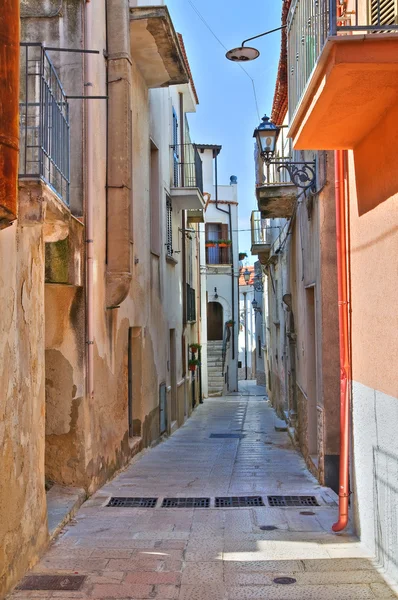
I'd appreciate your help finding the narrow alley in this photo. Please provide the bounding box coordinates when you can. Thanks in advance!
[10,384,396,600]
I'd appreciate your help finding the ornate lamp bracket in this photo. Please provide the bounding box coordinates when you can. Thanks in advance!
[264,157,317,192]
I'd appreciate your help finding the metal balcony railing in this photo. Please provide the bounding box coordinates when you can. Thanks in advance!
[288,0,398,118]
[206,244,232,265]
[261,127,294,186]
[19,43,70,205]
[251,211,272,247]
[172,143,203,193]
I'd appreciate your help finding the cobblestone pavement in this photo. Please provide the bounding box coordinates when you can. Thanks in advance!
[11,384,398,599]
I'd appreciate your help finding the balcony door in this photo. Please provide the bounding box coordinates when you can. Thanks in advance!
[206,223,229,264]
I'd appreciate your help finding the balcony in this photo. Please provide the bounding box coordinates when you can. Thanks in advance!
[18,44,71,242]
[250,211,271,264]
[287,0,398,150]
[206,243,232,265]
[129,6,189,89]
[186,209,205,224]
[255,129,297,218]
[171,144,205,211]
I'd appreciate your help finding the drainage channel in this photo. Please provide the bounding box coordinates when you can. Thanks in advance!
[105,495,320,508]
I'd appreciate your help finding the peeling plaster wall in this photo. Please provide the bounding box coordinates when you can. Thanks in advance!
[2,7,203,597]
[0,223,48,598]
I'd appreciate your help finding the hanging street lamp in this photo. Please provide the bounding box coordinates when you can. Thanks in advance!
[253,115,316,192]
[225,26,286,62]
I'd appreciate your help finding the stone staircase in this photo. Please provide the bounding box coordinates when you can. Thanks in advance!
[207,341,225,396]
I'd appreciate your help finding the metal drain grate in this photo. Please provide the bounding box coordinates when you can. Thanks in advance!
[210,433,245,439]
[215,496,265,508]
[268,495,319,507]
[107,497,158,508]
[17,575,86,591]
[161,497,210,508]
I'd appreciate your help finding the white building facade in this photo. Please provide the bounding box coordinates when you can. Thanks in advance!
[198,146,239,396]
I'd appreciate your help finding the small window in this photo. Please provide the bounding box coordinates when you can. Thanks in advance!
[166,195,173,257]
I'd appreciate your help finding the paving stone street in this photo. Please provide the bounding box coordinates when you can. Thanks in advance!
[11,384,397,600]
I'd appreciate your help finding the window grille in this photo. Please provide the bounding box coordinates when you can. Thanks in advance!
[166,195,173,256]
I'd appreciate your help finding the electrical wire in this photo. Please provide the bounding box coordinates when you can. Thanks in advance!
[187,0,261,121]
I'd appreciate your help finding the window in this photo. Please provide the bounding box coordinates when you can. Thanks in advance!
[166,195,173,257]
[205,222,231,265]
[150,143,160,255]
[186,235,196,322]
[172,107,179,187]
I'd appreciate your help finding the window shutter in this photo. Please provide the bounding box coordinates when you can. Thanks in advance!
[370,0,397,25]
[221,223,229,263]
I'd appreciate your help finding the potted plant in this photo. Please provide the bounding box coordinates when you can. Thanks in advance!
[218,239,232,248]
[190,343,201,354]
[188,358,200,372]
[226,319,234,327]
[205,240,216,248]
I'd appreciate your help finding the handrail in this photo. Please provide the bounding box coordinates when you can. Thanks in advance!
[221,323,231,376]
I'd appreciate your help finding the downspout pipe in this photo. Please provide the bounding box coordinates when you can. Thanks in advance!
[0,0,20,230]
[332,149,351,533]
[85,0,94,400]
[105,0,132,308]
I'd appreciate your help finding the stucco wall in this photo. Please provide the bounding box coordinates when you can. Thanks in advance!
[347,138,398,581]
[0,223,48,597]
[264,152,339,489]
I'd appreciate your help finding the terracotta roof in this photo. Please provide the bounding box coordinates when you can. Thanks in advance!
[177,33,199,106]
[270,0,291,126]
[239,265,255,286]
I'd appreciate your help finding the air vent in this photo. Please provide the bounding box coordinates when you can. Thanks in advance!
[267,495,319,507]
[215,496,264,508]
[17,576,86,591]
[161,497,210,508]
[107,497,158,508]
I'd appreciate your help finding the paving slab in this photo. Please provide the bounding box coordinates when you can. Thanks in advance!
[8,384,397,599]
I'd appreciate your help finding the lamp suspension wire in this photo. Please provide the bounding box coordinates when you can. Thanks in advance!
[187,0,261,120]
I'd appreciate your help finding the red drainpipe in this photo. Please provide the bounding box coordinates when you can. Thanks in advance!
[0,0,20,230]
[332,149,351,532]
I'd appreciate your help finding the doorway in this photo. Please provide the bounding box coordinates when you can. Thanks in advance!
[306,287,318,456]
[207,301,223,340]
[169,329,177,424]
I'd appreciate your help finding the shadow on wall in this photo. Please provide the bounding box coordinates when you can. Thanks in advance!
[373,446,398,581]
[353,103,398,216]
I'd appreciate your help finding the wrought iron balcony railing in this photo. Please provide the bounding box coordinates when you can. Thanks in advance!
[206,244,232,265]
[256,126,295,186]
[172,143,203,194]
[19,44,70,205]
[288,0,398,118]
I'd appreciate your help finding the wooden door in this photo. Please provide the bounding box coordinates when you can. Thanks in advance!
[207,301,223,340]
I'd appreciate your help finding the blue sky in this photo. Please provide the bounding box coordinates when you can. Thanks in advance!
[166,0,282,260]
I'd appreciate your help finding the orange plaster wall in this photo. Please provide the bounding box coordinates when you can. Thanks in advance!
[348,135,398,398]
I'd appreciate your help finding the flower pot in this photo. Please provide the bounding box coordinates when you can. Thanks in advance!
[189,365,196,372]
[191,348,197,354]
[206,243,216,248]
[218,243,227,248]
